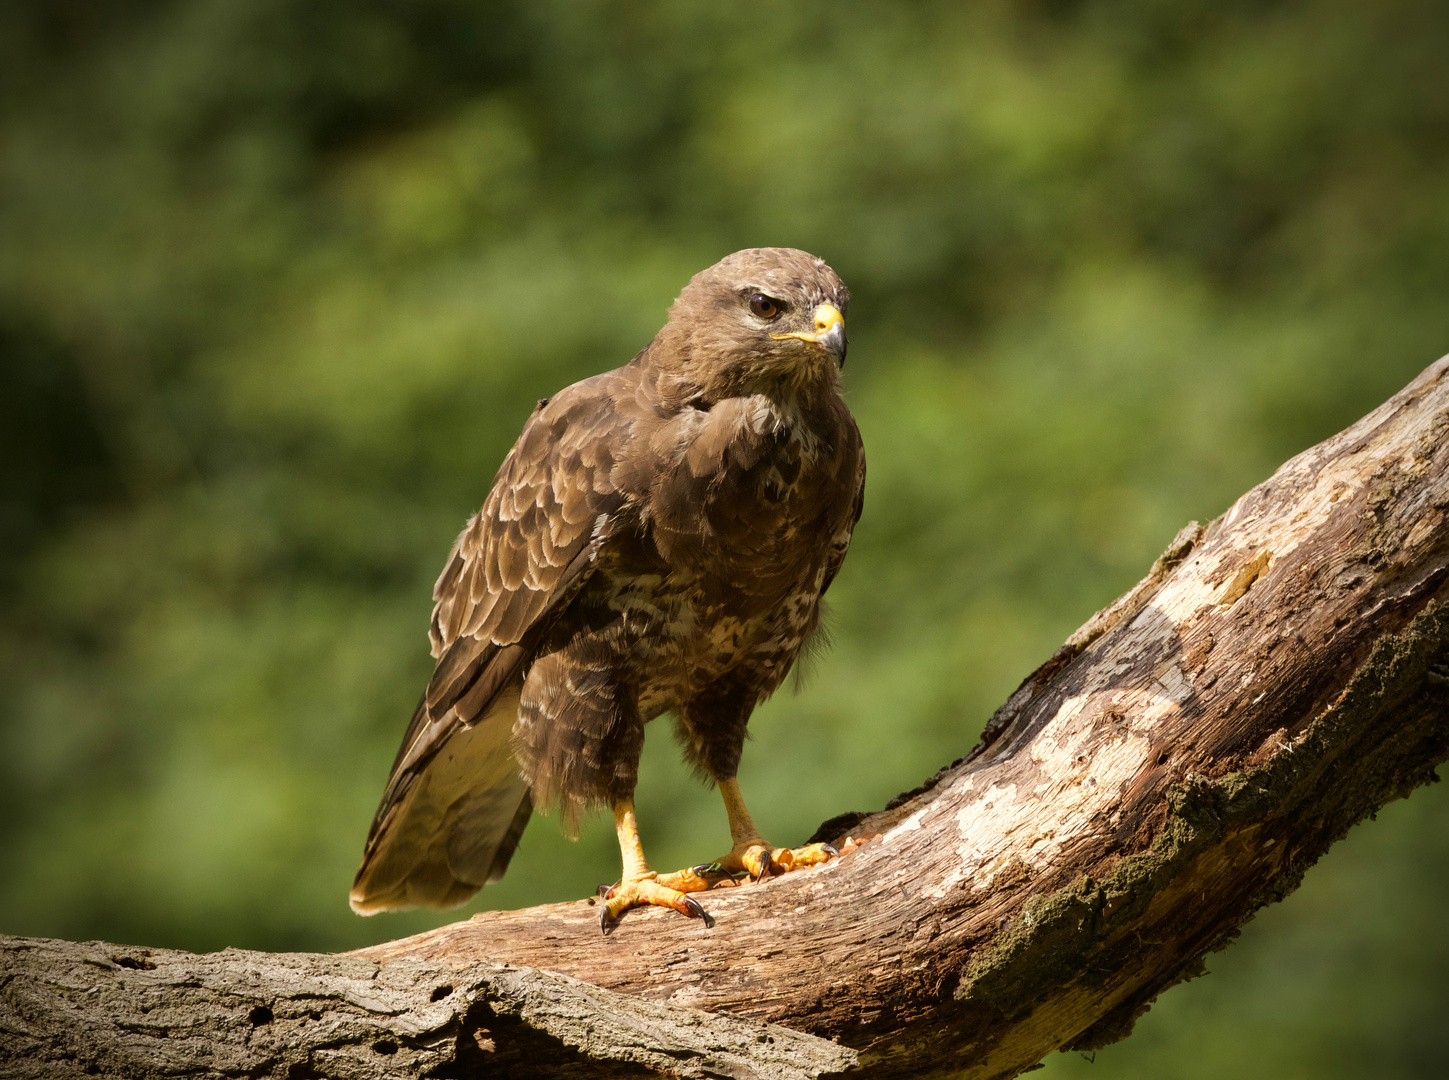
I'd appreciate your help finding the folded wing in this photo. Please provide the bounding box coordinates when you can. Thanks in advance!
[350,379,631,913]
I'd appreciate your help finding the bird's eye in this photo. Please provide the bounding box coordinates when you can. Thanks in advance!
[749,294,781,319]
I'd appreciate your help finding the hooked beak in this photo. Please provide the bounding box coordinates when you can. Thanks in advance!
[770,303,848,367]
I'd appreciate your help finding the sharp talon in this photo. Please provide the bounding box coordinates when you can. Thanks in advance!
[598,904,614,935]
[822,844,840,857]
[682,895,715,928]
[691,862,720,874]
[754,859,771,883]
[597,883,616,898]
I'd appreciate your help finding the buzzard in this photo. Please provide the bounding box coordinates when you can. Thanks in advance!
[350,248,865,930]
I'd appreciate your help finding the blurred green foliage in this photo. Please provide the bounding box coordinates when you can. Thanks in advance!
[2,1,1447,1075]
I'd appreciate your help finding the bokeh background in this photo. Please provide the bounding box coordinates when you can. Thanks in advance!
[3,1,1448,1075]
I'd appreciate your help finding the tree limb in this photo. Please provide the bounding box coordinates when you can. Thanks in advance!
[0,935,856,1079]
[5,357,1449,1080]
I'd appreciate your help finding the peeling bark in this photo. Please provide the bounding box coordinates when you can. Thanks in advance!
[5,358,1449,1080]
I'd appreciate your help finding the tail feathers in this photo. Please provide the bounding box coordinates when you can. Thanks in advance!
[350,689,532,915]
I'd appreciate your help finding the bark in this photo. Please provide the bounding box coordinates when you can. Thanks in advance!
[0,936,853,1079]
[5,357,1449,1080]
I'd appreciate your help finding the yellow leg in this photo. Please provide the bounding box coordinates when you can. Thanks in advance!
[597,799,714,934]
[710,777,838,881]
[616,799,650,881]
[596,784,840,933]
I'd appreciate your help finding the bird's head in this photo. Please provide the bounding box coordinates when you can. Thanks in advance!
[651,247,850,403]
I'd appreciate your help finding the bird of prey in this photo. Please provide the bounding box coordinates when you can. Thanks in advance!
[350,247,865,930]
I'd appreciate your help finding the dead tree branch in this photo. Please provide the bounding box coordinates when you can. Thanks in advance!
[0,935,854,1079]
[6,357,1449,1080]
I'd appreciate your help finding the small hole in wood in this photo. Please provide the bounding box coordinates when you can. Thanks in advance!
[430,984,453,1001]
[113,955,156,970]
[248,1006,274,1027]
[372,1039,398,1055]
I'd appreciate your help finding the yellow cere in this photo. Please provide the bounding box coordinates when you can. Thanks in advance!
[770,303,845,344]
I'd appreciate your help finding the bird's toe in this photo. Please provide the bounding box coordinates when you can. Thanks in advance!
[786,841,839,869]
[597,875,715,935]
[715,839,840,882]
[655,863,728,892]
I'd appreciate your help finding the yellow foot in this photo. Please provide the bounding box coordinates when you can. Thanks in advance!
[597,874,715,935]
[716,840,839,882]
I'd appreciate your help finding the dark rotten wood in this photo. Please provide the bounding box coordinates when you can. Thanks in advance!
[4,357,1449,1079]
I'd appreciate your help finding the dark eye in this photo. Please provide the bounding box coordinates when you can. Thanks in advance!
[749,294,781,319]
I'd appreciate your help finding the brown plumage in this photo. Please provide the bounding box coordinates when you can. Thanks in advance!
[351,248,865,921]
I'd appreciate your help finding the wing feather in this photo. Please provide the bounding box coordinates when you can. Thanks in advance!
[352,373,635,913]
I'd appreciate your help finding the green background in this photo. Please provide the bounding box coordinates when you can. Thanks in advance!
[3,2,1447,1075]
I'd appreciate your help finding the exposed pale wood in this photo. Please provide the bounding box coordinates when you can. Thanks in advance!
[5,358,1449,1080]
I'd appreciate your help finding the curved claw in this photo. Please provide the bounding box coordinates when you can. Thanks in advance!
[732,843,774,882]
[821,844,840,858]
[682,895,715,928]
[599,901,615,935]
